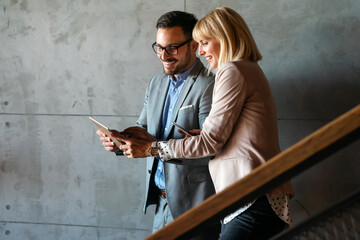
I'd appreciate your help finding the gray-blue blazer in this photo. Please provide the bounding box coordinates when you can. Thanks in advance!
[136,59,216,218]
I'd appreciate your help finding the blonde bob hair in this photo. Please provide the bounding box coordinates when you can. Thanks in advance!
[193,6,262,68]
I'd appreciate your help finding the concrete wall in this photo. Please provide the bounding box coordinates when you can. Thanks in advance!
[0,0,359,239]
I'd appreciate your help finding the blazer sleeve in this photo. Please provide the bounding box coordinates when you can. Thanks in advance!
[198,80,215,128]
[135,78,152,130]
[169,62,247,159]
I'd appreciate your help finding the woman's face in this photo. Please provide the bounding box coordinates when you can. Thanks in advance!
[198,38,221,69]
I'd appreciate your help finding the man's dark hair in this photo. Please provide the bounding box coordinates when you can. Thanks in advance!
[156,11,198,39]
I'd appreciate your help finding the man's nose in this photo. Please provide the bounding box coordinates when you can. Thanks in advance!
[159,50,170,61]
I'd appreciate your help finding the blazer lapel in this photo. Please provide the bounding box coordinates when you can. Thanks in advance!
[165,60,204,139]
[151,75,170,139]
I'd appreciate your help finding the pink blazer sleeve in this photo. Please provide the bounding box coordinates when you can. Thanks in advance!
[168,62,247,159]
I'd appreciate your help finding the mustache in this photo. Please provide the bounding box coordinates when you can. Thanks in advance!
[161,58,177,63]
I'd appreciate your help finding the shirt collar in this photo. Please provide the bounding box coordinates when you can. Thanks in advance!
[168,59,198,85]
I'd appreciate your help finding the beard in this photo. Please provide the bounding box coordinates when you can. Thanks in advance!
[162,59,179,76]
[162,46,192,76]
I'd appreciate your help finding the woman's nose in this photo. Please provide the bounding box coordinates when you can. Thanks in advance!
[198,46,205,56]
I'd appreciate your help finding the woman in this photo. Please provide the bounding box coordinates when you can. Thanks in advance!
[115,6,294,239]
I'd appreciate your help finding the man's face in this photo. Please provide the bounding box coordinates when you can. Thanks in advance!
[155,26,196,76]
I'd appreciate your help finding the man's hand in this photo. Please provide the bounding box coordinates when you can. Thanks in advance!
[111,131,152,158]
[96,129,120,152]
[120,126,157,142]
[177,129,202,138]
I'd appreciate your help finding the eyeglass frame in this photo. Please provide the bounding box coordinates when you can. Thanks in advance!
[152,38,193,55]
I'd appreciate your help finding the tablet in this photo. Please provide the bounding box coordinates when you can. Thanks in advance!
[89,117,122,148]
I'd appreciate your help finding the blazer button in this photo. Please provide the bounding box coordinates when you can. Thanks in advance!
[148,170,152,174]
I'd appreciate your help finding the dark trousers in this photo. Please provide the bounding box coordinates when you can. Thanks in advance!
[219,196,287,240]
[153,195,220,240]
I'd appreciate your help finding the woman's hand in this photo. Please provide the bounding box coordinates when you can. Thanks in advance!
[177,129,202,138]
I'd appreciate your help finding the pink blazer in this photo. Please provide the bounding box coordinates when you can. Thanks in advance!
[169,60,293,195]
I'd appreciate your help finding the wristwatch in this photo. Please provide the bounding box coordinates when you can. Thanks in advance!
[148,141,158,156]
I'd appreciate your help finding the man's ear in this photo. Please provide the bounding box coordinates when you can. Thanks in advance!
[190,40,199,53]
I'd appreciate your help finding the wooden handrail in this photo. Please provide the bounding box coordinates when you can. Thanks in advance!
[146,104,360,240]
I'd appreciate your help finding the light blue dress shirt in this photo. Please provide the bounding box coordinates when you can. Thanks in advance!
[154,61,197,191]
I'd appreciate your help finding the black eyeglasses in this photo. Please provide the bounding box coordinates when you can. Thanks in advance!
[152,39,192,55]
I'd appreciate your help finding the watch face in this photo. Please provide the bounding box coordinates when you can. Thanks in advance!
[150,147,157,156]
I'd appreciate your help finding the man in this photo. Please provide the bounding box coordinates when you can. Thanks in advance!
[97,11,219,239]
